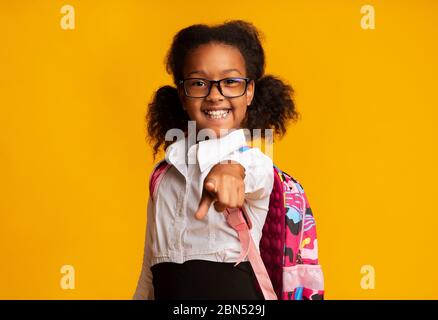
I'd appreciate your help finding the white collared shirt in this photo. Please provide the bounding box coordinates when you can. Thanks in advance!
[133,128,274,300]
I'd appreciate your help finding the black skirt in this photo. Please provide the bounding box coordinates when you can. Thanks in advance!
[151,259,264,300]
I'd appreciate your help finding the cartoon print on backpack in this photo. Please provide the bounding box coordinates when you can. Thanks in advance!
[284,181,305,235]
[288,288,323,300]
[283,170,305,265]
[284,200,301,265]
[285,198,302,235]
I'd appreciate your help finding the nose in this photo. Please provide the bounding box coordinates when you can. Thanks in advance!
[206,82,224,101]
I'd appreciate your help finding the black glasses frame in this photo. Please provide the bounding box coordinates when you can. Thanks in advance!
[178,77,251,98]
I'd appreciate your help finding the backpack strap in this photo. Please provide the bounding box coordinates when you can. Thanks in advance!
[225,144,277,299]
[149,160,172,202]
[225,207,278,300]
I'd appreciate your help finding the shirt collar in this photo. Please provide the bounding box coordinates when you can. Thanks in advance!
[197,128,248,172]
[164,134,190,169]
[164,128,248,174]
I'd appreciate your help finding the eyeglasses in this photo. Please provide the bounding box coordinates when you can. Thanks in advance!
[179,77,251,98]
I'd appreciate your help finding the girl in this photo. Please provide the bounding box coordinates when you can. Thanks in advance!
[134,20,299,300]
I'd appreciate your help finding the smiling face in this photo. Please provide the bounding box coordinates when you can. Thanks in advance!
[178,42,255,138]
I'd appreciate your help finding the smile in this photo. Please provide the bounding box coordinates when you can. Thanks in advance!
[202,109,232,120]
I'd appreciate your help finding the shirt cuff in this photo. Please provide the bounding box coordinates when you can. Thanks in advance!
[218,147,274,200]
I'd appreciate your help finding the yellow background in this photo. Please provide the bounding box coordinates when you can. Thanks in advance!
[1,0,437,299]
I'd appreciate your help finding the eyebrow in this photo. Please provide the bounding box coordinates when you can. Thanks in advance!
[187,69,242,77]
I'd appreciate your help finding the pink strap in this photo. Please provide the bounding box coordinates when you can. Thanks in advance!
[149,161,171,202]
[226,208,278,300]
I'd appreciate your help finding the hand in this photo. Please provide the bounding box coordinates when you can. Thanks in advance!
[194,161,245,220]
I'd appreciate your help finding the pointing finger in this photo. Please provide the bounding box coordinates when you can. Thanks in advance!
[195,191,214,220]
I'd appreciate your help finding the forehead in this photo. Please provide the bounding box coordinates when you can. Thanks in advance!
[183,43,246,77]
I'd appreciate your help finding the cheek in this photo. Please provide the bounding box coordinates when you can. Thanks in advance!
[233,101,248,118]
[185,101,202,115]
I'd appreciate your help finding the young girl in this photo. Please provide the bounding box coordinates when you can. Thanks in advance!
[133,20,299,300]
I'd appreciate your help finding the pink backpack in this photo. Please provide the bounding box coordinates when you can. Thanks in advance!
[149,154,324,300]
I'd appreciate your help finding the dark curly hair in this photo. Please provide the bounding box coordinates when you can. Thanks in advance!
[146,20,300,160]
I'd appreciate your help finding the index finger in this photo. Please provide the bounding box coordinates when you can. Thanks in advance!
[194,189,215,220]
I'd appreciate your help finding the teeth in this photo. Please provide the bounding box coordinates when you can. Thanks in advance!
[204,109,230,119]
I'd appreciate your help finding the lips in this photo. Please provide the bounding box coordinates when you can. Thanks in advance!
[202,108,232,119]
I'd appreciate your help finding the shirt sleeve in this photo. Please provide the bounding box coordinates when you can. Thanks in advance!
[214,147,274,201]
[132,196,155,300]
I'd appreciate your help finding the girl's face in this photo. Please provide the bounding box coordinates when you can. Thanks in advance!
[178,42,255,138]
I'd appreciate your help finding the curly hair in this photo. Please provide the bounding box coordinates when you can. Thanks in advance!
[146,20,300,160]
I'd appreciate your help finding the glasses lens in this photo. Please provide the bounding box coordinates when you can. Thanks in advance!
[220,78,246,97]
[184,78,247,97]
[184,79,210,97]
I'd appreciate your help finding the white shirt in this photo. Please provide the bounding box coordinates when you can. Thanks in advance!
[133,128,274,300]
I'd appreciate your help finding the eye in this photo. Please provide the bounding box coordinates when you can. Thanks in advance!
[223,78,244,87]
[188,79,208,87]
[224,78,238,84]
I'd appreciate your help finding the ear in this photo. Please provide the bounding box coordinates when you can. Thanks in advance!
[246,79,255,107]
